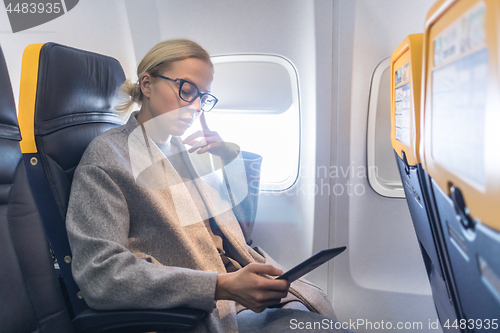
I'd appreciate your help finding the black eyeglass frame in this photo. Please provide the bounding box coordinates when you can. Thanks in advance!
[156,75,218,112]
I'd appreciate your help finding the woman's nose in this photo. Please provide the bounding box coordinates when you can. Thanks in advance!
[192,96,202,113]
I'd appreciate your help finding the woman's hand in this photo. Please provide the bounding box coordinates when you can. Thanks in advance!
[181,113,239,160]
[214,263,290,313]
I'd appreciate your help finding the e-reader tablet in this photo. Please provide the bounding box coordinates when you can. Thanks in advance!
[277,246,346,282]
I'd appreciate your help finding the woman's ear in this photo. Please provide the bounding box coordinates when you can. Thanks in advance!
[140,73,153,99]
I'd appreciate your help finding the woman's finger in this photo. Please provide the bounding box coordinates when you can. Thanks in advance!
[183,139,199,147]
[185,135,220,151]
[187,138,208,152]
[195,142,225,155]
[200,113,210,132]
[185,134,221,147]
[182,130,204,144]
[195,144,211,154]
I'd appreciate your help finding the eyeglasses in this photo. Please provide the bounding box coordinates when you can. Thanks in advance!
[156,75,218,112]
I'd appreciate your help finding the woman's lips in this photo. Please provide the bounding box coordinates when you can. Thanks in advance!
[178,118,193,127]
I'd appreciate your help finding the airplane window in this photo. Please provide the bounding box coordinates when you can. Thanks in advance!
[367,58,405,198]
[185,55,300,191]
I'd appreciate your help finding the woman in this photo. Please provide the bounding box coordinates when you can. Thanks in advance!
[66,39,349,332]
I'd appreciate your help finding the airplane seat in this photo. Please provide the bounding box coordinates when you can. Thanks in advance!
[421,0,500,330]
[390,34,461,331]
[430,181,500,328]
[18,42,205,332]
[0,45,75,332]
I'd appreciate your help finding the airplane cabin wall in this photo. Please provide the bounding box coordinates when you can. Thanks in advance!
[331,0,443,332]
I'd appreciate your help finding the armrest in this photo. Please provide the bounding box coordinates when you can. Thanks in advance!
[72,307,206,333]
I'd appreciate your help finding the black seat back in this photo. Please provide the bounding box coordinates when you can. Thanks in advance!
[18,42,126,316]
[0,45,75,332]
[390,35,462,331]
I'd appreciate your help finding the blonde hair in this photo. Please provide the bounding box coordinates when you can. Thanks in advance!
[116,39,213,112]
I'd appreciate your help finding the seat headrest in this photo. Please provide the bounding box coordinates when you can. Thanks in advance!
[30,43,126,135]
[0,45,21,141]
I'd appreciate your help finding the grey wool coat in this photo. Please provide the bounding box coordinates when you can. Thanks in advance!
[66,112,335,333]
